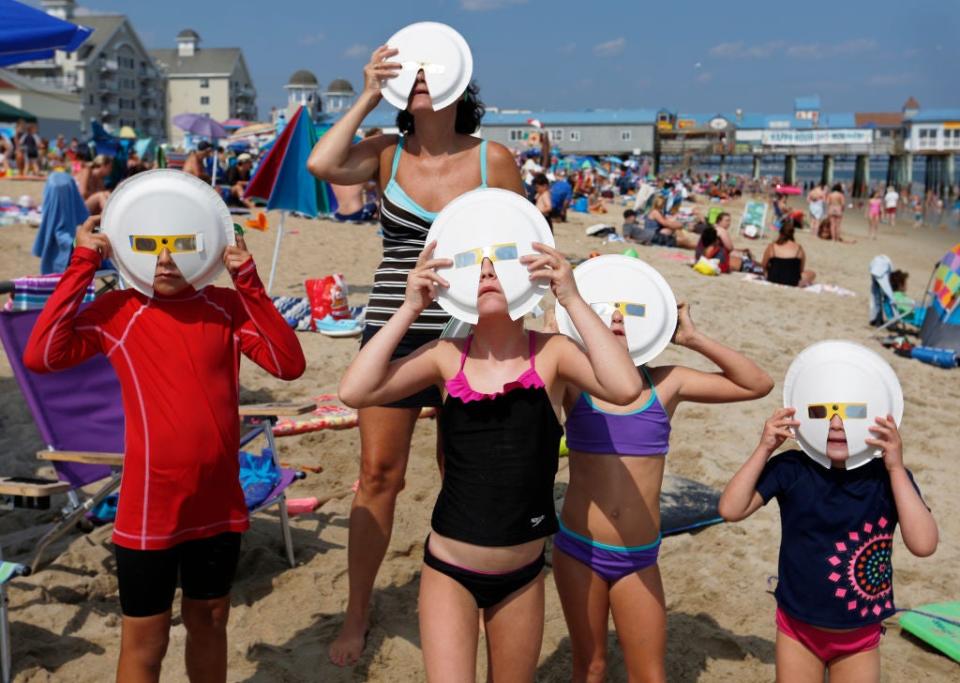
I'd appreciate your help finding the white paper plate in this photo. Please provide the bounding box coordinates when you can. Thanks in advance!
[426,188,554,324]
[102,169,234,296]
[783,340,903,470]
[382,22,473,111]
[555,254,677,366]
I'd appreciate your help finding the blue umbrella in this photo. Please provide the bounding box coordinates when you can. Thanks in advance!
[0,0,92,67]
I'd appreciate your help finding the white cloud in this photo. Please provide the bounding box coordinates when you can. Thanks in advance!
[343,44,370,59]
[460,0,527,10]
[300,32,325,46]
[709,38,876,60]
[593,37,626,58]
[868,73,915,87]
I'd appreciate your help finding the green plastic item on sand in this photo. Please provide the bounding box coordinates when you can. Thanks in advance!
[623,248,639,258]
[899,601,960,663]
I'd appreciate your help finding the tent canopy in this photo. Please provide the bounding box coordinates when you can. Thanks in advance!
[0,99,37,123]
[0,0,93,67]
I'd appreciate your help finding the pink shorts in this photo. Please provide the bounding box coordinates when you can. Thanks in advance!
[776,607,882,663]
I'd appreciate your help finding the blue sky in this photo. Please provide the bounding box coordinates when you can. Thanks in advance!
[31,0,960,116]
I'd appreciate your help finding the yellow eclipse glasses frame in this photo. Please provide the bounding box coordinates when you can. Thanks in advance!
[589,301,647,317]
[129,234,204,255]
[806,403,868,420]
[453,242,519,268]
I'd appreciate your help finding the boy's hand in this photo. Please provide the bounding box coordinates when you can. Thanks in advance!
[866,414,904,472]
[75,215,111,259]
[223,234,252,275]
[759,407,800,454]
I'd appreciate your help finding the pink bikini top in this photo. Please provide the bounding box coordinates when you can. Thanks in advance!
[445,332,546,403]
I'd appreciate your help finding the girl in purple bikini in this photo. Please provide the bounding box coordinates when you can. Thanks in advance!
[552,303,773,682]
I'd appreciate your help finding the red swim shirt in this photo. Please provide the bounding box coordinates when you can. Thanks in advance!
[24,247,306,550]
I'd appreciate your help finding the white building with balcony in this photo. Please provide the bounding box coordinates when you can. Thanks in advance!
[150,30,258,144]
[284,70,320,119]
[10,1,166,139]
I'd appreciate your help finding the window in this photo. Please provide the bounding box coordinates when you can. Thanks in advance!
[509,129,526,142]
[200,78,209,89]
[89,94,94,104]
[620,130,632,141]
[549,129,563,142]
[568,130,581,142]
[200,96,210,105]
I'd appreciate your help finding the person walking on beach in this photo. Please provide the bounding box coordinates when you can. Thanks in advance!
[826,183,846,242]
[338,241,642,682]
[807,183,825,235]
[867,189,882,240]
[306,44,524,667]
[883,186,899,227]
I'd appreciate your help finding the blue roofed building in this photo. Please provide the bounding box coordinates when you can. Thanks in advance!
[794,95,821,123]
[478,109,658,154]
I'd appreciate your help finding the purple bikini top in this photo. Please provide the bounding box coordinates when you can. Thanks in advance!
[445,332,546,403]
[564,366,671,456]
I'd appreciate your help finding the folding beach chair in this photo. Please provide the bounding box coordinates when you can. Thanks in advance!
[0,557,28,683]
[869,255,928,336]
[0,307,310,573]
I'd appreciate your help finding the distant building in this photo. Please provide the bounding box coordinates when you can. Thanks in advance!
[794,95,821,124]
[150,29,257,144]
[904,107,960,153]
[0,69,82,138]
[10,0,165,138]
[323,79,355,114]
[481,110,657,155]
[284,70,320,119]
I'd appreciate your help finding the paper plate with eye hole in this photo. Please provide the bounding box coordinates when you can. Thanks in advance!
[101,169,234,296]
[783,340,903,470]
[555,254,677,366]
[426,188,554,324]
[382,22,473,111]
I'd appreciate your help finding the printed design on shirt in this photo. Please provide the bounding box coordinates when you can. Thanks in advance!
[826,516,894,619]
[530,515,546,527]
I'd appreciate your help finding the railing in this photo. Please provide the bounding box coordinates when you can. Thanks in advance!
[100,102,119,116]
[26,75,80,92]
[99,59,118,72]
[98,79,119,93]
[13,58,57,69]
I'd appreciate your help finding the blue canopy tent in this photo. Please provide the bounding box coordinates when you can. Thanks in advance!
[0,0,92,67]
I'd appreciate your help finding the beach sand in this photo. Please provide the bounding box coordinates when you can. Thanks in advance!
[0,177,957,681]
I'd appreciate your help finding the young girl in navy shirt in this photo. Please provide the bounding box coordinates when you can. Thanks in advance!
[719,407,937,681]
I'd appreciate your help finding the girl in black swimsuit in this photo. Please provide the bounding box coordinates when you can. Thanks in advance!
[338,241,641,681]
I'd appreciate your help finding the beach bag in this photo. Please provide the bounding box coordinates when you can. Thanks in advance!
[692,256,720,276]
[306,273,350,328]
[239,449,281,509]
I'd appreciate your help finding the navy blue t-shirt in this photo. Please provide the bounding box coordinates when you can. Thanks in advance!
[757,449,922,629]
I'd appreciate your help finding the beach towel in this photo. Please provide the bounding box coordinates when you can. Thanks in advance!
[273,394,436,437]
[239,448,282,509]
[31,172,89,275]
[740,274,855,297]
[3,274,95,311]
[272,295,313,331]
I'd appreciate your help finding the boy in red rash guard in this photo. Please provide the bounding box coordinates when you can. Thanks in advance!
[24,215,305,683]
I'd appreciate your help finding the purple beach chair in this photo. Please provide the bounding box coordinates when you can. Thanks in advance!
[0,306,309,573]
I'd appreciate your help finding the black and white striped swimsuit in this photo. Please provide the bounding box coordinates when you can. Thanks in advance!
[366,136,489,332]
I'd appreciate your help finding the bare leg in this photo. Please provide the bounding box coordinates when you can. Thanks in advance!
[418,562,479,683]
[483,573,545,683]
[828,647,880,683]
[85,191,110,215]
[181,596,231,683]
[552,548,612,683]
[609,564,667,683]
[329,406,420,666]
[775,629,824,683]
[116,611,172,683]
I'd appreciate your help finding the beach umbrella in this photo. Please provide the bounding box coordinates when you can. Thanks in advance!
[117,126,137,140]
[232,122,275,138]
[220,118,251,130]
[173,113,228,185]
[244,106,335,294]
[0,0,93,67]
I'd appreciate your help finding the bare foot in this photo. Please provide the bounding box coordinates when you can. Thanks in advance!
[329,611,369,667]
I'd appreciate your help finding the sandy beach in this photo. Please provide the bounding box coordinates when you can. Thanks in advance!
[0,177,957,682]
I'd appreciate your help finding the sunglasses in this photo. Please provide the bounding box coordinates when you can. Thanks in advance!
[453,242,519,268]
[589,302,647,317]
[807,403,868,420]
[129,234,204,255]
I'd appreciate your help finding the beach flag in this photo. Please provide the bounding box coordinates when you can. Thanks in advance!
[244,105,337,294]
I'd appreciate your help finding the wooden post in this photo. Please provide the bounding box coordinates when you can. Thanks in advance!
[752,155,761,180]
[820,155,834,186]
[784,155,797,186]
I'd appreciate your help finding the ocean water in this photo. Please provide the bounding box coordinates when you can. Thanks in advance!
[662,155,959,189]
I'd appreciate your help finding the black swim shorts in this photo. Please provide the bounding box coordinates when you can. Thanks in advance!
[114,532,242,617]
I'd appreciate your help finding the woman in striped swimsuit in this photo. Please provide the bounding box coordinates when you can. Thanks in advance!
[307,45,524,666]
